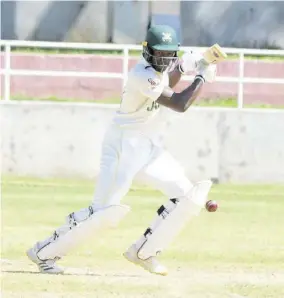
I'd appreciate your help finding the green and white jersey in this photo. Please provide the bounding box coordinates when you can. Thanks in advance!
[112,58,174,141]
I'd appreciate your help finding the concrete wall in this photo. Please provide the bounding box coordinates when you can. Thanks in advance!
[1,102,284,184]
[1,1,109,42]
[112,1,150,44]
[1,1,284,48]
[180,1,284,48]
[66,1,112,43]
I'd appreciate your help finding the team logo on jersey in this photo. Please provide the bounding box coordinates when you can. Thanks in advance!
[148,78,160,87]
[162,32,172,43]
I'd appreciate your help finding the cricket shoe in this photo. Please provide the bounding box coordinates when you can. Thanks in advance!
[123,244,168,276]
[26,244,64,274]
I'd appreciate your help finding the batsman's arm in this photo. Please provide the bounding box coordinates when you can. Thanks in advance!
[168,50,204,88]
[168,52,197,88]
[168,64,183,88]
[156,75,204,113]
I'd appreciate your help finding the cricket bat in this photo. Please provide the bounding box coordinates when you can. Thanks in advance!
[202,44,227,64]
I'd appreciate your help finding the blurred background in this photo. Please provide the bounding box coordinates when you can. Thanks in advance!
[1,0,284,183]
[1,0,284,107]
[1,0,284,48]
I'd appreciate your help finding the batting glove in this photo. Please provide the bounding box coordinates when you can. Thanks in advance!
[178,51,204,74]
[196,61,217,83]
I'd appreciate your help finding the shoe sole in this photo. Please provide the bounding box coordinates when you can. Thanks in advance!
[123,252,168,276]
[26,248,64,275]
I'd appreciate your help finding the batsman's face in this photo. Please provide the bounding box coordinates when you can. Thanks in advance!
[154,50,175,58]
[152,50,178,72]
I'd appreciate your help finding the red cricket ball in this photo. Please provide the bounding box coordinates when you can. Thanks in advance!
[205,200,218,212]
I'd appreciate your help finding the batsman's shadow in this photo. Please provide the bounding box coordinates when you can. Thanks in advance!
[2,269,141,278]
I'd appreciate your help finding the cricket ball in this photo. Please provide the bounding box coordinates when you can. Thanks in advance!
[205,200,218,212]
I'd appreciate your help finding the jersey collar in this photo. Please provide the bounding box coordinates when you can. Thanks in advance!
[141,57,152,68]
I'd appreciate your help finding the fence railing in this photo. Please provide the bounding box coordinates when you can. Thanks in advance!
[1,39,284,108]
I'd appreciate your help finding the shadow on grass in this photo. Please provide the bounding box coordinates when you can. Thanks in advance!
[2,269,141,278]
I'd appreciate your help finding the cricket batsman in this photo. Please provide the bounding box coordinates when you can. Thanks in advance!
[26,25,223,276]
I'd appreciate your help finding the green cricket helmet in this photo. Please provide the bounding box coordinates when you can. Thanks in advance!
[142,25,180,73]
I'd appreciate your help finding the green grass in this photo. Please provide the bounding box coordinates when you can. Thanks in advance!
[6,94,284,109]
[2,47,284,61]
[2,176,284,297]
[7,94,121,104]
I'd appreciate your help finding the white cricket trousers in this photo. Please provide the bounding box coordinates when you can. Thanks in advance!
[92,125,193,209]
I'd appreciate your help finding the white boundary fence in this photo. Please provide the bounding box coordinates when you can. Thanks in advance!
[1,40,284,108]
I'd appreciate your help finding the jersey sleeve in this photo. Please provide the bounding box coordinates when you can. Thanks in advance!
[135,68,164,101]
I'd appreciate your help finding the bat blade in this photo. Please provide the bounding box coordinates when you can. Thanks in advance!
[203,44,227,64]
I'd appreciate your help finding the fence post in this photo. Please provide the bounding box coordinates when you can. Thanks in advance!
[122,47,129,91]
[237,52,244,109]
[4,44,11,101]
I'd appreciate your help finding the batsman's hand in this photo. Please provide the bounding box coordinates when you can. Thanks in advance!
[179,51,203,74]
[196,61,217,83]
